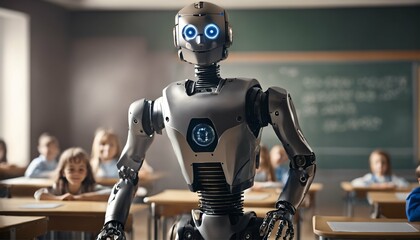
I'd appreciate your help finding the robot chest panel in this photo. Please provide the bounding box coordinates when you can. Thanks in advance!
[162,80,250,135]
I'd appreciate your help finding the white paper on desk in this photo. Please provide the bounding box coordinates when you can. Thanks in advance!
[395,192,409,200]
[244,193,270,200]
[20,203,63,209]
[327,222,419,232]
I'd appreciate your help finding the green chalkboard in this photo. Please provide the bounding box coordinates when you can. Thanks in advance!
[220,61,416,169]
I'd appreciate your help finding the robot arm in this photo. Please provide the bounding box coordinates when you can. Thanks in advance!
[266,87,316,209]
[97,98,164,240]
[248,86,316,240]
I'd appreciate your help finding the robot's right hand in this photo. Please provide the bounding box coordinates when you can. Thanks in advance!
[259,201,295,240]
[96,221,126,240]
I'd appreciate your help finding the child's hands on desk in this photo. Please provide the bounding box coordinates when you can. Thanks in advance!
[59,193,76,201]
[370,182,396,189]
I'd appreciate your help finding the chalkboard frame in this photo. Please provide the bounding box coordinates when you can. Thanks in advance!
[224,50,420,169]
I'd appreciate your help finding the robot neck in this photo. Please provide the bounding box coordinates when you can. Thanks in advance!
[194,64,222,90]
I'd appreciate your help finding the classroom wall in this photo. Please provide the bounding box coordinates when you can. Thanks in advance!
[0,1,419,192]
[0,0,72,160]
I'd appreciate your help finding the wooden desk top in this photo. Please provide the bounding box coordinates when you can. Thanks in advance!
[308,182,323,192]
[341,181,416,193]
[0,177,53,188]
[144,189,278,208]
[0,197,145,215]
[0,198,146,232]
[0,216,48,240]
[0,176,117,187]
[367,192,408,218]
[367,192,407,204]
[313,215,420,239]
[144,183,322,218]
[341,181,415,200]
[145,183,323,209]
[0,174,163,187]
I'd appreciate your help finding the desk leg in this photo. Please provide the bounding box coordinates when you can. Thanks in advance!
[9,228,16,240]
[148,204,152,240]
[151,202,159,240]
[162,217,167,240]
[346,192,354,217]
[371,203,380,218]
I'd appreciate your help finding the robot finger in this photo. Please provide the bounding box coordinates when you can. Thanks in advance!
[283,226,291,240]
[259,210,275,236]
[274,219,285,240]
[116,235,126,240]
[287,219,294,240]
[266,214,279,239]
[259,217,270,236]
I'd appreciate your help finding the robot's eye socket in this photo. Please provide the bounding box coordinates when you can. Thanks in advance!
[192,123,216,147]
[204,24,219,39]
[183,24,198,41]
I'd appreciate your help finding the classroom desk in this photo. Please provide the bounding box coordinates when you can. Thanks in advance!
[367,192,408,218]
[340,181,415,216]
[313,215,420,239]
[0,177,53,197]
[0,197,146,234]
[0,175,163,197]
[0,216,48,240]
[144,189,277,240]
[144,183,323,240]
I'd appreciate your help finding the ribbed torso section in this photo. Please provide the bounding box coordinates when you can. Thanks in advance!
[194,163,244,215]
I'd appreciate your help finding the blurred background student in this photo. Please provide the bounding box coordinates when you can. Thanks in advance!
[252,145,280,190]
[90,128,121,179]
[406,164,420,221]
[0,138,26,180]
[90,128,154,179]
[34,147,110,201]
[351,149,409,188]
[90,128,154,201]
[24,133,60,178]
[0,138,7,165]
[270,144,289,186]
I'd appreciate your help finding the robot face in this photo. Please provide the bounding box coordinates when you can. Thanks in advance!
[183,23,219,41]
[174,2,232,65]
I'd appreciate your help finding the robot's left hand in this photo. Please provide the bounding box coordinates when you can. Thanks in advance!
[259,201,295,240]
[96,221,126,240]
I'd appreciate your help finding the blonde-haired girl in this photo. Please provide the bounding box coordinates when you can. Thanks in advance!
[90,128,121,178]
[90,128,154,180]
[34,147,110,201]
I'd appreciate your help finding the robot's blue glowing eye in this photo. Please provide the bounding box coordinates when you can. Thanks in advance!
[183,24,198,41]
[192,123,216,147]
[204,24,219,39]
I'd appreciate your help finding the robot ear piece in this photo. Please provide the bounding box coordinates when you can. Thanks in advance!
[173,27,179,48]
[222,48,229,61]
[178,50,186,62]
[225,25,233,48]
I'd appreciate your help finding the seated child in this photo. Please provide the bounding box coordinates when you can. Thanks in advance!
[90,128,121,179]
[25,133,60,178]
[351,149,409,188]
[34,147,111,201]
[406,165,420,221]
[0,138,26,180]
[90,128,154,180]
[252,145,281,190]
[270,144,289,185]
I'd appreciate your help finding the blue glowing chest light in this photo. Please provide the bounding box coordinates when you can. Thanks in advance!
[192,123,216,147]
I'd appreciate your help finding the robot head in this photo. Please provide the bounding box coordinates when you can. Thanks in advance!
[173,2,232,66]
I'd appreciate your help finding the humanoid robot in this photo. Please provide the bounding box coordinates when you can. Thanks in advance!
[97,2,316,240]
